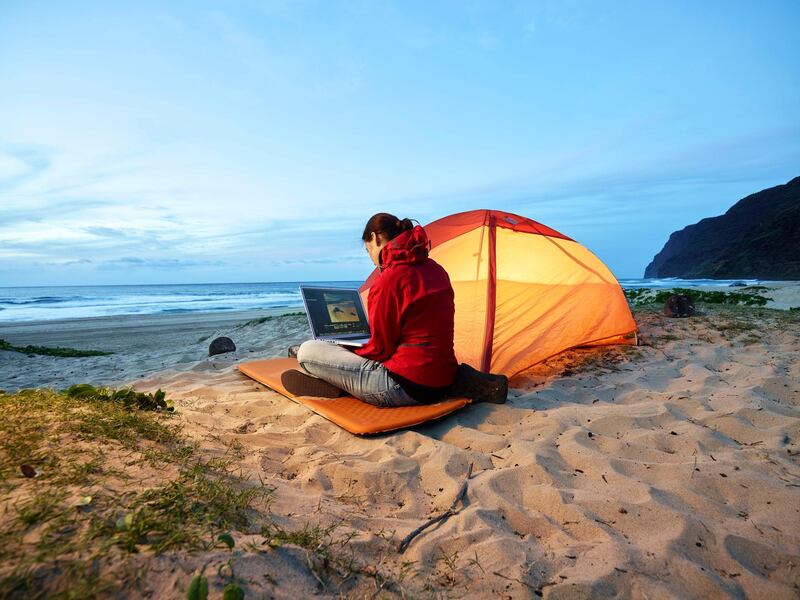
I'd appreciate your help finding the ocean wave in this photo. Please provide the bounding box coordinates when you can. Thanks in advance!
[160,306,238,313]
[0,296,83,306]
[618,278,762,289]
[0,282,358,323]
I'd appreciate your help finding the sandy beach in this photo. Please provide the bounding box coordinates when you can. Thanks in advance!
[0,308,309,392]
[2,286,799,598]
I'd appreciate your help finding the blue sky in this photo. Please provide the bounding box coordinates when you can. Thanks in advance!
[1,0,798,286]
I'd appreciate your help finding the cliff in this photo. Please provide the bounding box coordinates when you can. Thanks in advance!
[644,176,800,279]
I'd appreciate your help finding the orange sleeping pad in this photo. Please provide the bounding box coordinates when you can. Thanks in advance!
[237,358,469,435]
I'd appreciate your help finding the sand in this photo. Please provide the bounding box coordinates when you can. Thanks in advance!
[1,287,800,598]
[0,308,309,391]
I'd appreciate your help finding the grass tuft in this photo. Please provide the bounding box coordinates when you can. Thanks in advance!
[243,315,273,326]
[0,338,112,357]
[241,311,305,327]
[66,383,173,412]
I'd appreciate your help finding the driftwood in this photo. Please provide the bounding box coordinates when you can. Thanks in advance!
[397,462,474,553]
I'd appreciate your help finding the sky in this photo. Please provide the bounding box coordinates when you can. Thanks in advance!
[1,0,798,286]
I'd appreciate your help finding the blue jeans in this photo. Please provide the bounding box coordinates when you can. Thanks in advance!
[296,340,420,407]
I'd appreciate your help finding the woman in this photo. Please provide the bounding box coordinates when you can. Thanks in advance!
[282,213,507,406]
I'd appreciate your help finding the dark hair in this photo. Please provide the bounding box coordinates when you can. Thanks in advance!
[361,212,414,242]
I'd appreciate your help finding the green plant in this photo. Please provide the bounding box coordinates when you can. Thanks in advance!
[624,287,771,307]
[66,383,173,412]
[222,583,245,600]
[0,338,112,357]
[186,573,209,600]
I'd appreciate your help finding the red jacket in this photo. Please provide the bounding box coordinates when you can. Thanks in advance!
[355,226,458,389]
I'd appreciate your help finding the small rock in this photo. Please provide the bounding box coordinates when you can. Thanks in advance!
[729,282,747,287]
[20,464,37,478]
[209,336,236,356]
[663,294,696,318]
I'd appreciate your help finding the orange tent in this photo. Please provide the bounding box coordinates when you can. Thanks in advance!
[359,209,637,377]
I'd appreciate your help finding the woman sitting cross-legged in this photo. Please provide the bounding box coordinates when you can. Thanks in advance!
[281,212,507,407]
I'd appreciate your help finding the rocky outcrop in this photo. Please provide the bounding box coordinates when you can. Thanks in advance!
[645,177,800,279]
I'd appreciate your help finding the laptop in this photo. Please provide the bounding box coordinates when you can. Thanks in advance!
[299,285,371,347]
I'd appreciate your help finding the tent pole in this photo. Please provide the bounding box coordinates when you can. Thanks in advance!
[480,214,497,372]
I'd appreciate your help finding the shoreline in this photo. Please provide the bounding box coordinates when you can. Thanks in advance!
[0,308,310,391]
[0,306,302,348]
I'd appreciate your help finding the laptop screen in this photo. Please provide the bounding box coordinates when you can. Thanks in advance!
[302,287,370,338]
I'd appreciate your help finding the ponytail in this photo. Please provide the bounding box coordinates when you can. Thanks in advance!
[397,217,413,233]
[362,213,416,242]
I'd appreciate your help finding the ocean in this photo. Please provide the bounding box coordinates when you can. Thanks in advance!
[0,278,763,323]
[0,281,360,323]
[617,277,762,289]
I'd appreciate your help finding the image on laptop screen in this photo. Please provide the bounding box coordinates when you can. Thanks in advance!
[303,288,369,338]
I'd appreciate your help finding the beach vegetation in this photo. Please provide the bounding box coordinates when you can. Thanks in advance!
[66,383,173,412]
[242,311,305,327]
[186,573,209,600]
[0,387,272,598]
[624,287,771,307]
[714,319,758,339]
[243,315,273,325]
[222,582,245,600]
[0,338,112,357]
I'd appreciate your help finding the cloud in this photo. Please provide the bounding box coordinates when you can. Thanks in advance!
[396,124,800,224]
[0,145,52,193]
[0,198,113,227]
[97,257,224,270]
[273,254,365,266]
[0,154,29,179]
[35,258,94,267]
[83,226,131,238]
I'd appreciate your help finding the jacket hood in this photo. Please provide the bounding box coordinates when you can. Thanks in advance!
[380,225,430,269]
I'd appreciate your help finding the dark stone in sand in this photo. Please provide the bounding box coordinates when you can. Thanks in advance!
[209,336,236,356]
[730,282,747,287]
[663,294,696,318]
